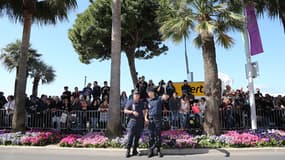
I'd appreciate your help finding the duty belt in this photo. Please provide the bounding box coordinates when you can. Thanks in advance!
[149,117,161,120]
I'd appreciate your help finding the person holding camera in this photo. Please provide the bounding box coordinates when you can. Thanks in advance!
[136,76,148,100]
[181,80,191,95]
[157,80,166,96]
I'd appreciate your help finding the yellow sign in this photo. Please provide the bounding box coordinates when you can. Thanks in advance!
[172,81,205,97]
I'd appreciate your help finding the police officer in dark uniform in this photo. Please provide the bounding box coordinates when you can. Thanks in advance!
[124,90,148,158]
[146,88,169,158]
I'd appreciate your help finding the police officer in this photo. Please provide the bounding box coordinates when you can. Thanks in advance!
[146,88,169,158]
[124,90,147,158]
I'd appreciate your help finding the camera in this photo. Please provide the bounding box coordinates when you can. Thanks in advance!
[159,80,165,86]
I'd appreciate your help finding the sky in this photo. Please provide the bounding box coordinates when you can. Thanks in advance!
[0,1,285,97]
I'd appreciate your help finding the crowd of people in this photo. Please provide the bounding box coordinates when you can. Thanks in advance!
[0,76,285,130]
[220,85,285,112]
[220,85,285,129]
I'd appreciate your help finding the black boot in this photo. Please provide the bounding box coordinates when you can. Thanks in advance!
[148,149,154,158]
[157,148,163,157]
[132,149,139,156]
[157,152,163,157]
[125,149,131,158]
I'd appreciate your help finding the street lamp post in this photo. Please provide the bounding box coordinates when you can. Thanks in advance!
[242,0,257,130]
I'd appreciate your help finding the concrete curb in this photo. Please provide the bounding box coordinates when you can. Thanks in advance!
[1,145,285,155]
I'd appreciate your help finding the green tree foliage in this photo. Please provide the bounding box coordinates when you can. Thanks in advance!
[0,0,77,132]
[221,0,285,33]
[30,60,56,97]
[0,40,41,73]
[69,0,168,86]
[253,0,285,33]
[158,0,244,135]
[0,40,56,97]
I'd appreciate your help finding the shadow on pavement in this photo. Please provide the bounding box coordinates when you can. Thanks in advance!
[138,148,231,157]
[216,148,230,157]
[138,148,210,156]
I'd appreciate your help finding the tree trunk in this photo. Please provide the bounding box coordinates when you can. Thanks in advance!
[201,31,221,135]
[126,52,138,88]
[12,1,34,132]
[107,0,122,138]
[32,76,40,97]
[14,67,19,96]
[184,35,190,75]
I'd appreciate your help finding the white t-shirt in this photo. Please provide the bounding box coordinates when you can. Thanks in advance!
[180,100,189,113]
[4,100,15,114]
[199,102,206,112]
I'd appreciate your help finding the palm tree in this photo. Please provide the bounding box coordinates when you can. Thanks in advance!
[0,0,77,132]
[0,40,42,73]
[255,0,285,32]
[157,0,194,80]
[0,40,56,98]
[221,0,285,33]
[158,0,244,135]
[30,61,56,97]
[107,0,122,137]
[0,40,42,95]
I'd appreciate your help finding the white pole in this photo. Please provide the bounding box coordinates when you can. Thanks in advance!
[242,1,257,130]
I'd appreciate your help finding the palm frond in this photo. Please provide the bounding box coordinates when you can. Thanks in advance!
[196,20,216,33]
[216,32,234,49]
[34,0,77,25]
[193,34,202,48]
[158,0,194,43]
[29,60,56,84]
[0,40,42,72]
[0,0,77,25]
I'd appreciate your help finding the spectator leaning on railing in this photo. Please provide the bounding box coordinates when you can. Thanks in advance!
[179,94,191,129]
[169,92,180,128]
[3,95,15,115]
[120,91,128,110]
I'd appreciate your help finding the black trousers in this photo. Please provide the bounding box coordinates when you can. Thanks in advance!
[149,118,161,151]
[126,119,143,150]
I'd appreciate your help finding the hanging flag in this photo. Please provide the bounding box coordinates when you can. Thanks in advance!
[245,3,263,56]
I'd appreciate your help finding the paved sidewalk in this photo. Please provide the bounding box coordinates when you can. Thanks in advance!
[1,145,285,156]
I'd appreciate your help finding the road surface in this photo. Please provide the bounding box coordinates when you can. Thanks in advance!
[0,147,284,160]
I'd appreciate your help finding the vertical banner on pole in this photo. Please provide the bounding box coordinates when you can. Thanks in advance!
[246,4,264,56]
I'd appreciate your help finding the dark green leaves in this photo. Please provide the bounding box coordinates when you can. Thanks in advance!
[68,0,168,63]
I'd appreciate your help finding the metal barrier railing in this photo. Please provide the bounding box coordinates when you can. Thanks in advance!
[0,109,13,128]
[1,108,285,132]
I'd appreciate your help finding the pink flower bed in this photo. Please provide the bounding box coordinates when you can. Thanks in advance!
[77,132,108,147]
[59,134,82,147]
[21,131,62,146]
[161,130,197,148]
[59,132,108,147]
[223,131,269,147]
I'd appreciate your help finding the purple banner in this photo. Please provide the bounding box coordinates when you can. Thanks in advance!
[246,4,263,56]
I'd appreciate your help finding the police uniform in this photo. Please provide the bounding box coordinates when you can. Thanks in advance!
[125,97,146,157]
[147,96,164,157]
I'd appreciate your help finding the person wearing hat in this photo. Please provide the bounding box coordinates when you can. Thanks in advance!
[124,89,148,158]
[146,88,169,158]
